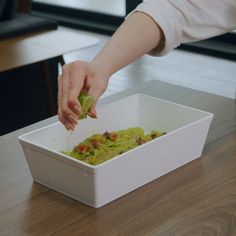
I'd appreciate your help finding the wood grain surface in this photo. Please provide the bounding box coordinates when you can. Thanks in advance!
[0,78,235,236]
[0,26,99,72]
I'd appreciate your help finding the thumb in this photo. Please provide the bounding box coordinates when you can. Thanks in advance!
[87,83,106,119]
[88,104,97,119]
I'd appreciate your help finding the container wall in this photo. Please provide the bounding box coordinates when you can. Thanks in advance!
[137,94,211,132]
[93,115,213,207]
[19,93,213,208]
[22,144,97,206]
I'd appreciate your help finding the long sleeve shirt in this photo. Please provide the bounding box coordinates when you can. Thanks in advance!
[128,0,236,55]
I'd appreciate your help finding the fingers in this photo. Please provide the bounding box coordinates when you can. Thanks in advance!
[57,60,109,131]
[88,105,97,119]
[67,65,84,114]
[58,63,84,130]
[58,77,77,130]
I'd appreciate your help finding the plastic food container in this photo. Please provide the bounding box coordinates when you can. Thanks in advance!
[18,94,213,208]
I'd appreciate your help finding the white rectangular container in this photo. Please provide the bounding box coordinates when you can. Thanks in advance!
[18,94,213,208]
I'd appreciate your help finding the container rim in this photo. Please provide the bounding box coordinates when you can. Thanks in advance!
[18,93,214,171]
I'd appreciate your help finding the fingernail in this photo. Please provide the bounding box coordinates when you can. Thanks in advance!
[73,105,81,115]
[88,111,97,119]
[65,124,70,131]
[65,123,74,131]
[92,110,97,118]
[68,115,78,124]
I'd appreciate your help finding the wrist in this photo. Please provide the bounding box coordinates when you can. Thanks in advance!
[90,59,112,79]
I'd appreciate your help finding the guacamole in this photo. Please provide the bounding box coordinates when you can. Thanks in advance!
[62,127,166,166]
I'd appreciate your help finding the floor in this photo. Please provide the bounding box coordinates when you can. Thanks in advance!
[63,29,236,99]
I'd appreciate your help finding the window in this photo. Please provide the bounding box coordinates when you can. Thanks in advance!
[32,0,142,34]
[31,0,236,60]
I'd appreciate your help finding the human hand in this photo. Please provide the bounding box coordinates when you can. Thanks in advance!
[58,60,109,131]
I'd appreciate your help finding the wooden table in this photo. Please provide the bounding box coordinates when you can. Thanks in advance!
[0,25,99,109]
[0,80,236,235]
[0,26,99,72]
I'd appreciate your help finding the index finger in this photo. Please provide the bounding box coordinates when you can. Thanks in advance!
[67,65,86,115]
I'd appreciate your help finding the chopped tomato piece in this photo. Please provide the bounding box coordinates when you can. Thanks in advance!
[77,144,89,153]
[108,132,119,141]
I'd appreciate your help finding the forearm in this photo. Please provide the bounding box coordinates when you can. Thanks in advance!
[92,12,164,77]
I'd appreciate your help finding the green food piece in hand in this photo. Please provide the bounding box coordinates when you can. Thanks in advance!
[78,93,95,119]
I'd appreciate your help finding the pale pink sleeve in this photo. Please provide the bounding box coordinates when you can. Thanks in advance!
[127,0,236,56]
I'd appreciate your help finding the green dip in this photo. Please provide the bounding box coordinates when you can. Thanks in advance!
[62,127,166,166]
